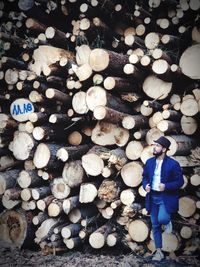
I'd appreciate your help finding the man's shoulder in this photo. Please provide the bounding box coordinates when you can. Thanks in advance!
[165,156,180,166]
[146,157,155,164]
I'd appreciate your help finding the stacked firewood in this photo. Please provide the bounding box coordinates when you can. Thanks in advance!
[0,0,200,257]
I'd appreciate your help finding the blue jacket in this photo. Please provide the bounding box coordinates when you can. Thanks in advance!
[142,156,184,214]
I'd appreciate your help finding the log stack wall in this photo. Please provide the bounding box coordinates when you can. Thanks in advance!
[0,0,200,258]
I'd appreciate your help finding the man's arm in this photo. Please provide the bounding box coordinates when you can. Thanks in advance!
[164,161,184,190]
[142,161,150,191]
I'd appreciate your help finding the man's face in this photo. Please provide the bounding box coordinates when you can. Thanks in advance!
[153,143,165,156]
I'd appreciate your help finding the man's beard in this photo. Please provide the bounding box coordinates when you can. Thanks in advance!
[153,150,163,157]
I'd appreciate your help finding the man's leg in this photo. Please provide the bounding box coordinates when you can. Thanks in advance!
[150,195,165,261]
[158,201,172,233]
[150,196,162,249]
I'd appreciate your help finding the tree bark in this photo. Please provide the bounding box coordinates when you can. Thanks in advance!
[89,223,113,249]
[86,86,131,113]
[62,196,80,215]
[33,143,63,169]
[89,48,129,75]
[57,144,92,162]
[0,169,20,195]
[17,170,42,189]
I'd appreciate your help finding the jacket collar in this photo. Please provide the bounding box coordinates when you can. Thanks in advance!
[151,155,169,183]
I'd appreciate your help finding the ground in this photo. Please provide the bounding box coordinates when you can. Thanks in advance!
[0,243,199,267]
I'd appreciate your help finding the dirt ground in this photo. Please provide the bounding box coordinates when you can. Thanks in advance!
[0,243,199,267]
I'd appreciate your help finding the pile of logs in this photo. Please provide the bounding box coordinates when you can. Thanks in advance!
[0,0,200,257]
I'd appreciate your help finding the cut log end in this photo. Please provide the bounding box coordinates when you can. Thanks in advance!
[89,232,105,249]
[33,143,50,169]
[128,219,149,242]
[89,48,109,72]
[56,148,69,162]
[0,210,29,248]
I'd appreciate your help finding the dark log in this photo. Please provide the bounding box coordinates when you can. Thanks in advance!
[0,32,25,48]
[89,222,113,249]
[89,48,129,75]
[0,169,21,195]
[45,26,73,49]
[167,135,196,156]
[25,17,47,34]
[57,144,92,162]
[3,187,21,201]
[48,114,71,124]
[86,86,131,114]
[28,112,49,124]
[32,212,49,226]
[32,125,67,141]
[45,88,71,104]
[36,195,55,212]
[103,76,136,92]
[68,204,98,223]
[32,186,51,200]
[62,195,80,215]
[1,56,27,70]
[61,223,82,239]
[17,170,42,189]
[33,143,64,169]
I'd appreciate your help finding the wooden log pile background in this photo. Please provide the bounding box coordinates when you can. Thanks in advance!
[0,0,200,257]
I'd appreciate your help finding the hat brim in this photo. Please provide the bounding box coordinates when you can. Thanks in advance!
[153,140,170,150]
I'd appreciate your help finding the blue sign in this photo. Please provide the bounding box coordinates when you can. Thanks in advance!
[10,98,34,122]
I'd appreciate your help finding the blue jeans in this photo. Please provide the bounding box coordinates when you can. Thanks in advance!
[150,194,171,249]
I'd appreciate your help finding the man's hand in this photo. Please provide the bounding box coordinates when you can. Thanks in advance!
[158,183,165,191]
[145,184,151,193]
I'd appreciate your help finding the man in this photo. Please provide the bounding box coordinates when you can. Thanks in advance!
[142,136,184,261]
